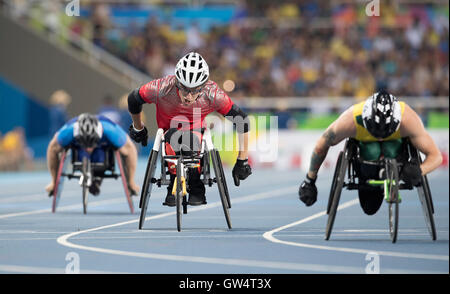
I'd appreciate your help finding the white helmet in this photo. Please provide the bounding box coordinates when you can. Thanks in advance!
[174,52,209,88]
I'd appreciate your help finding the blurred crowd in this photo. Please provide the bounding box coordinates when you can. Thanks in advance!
[76,0,449,99]
[3,0,449,99]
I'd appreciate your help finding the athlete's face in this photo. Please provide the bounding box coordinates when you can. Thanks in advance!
[85,147,95,153]
[177,82,203,106]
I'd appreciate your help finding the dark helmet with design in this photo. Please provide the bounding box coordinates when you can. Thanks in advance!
[75,113,102,148]
[362,89,401,139]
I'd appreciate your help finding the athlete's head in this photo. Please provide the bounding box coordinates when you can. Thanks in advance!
[362,90,401,139]
[175,52,209,105]
[75,113,102,149]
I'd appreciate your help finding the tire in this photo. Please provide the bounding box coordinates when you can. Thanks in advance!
[82,157,89,215]
[327,151,343,215]
[116,151,134,214]
[216,150,231,209]
[385,159,400,243]
[325,144,349,240]
[211,149,232,229]
[411,146,437,241]
[176,159,183,232]
[422,174,435,214]
[138,150,158,230]
[52,150,68,213]
[418,175,437,241]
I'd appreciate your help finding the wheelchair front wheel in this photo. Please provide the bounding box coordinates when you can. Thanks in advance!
[176,159,183,232]
[82,157,90,215]
[385,159,400,243]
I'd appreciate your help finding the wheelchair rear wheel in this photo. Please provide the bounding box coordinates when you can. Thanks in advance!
[325,148,349,240]
[418,175,437,240]
[116,151,134,214]
[327,151,343,215]
[414,149,437,240]
[139,149,159,230]
[215,150,231,209]
[385,158,400,243]
[52,150,68,213]
[211,149,232,229]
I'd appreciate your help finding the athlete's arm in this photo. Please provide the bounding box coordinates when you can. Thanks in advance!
[117,136,139,192]
[400,104,442,175]
[128,87,146,130]
[307,107,356,179]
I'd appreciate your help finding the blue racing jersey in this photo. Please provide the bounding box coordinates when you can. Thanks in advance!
[56,115,128,149]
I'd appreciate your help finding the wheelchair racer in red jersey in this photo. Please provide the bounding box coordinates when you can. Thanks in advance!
[127,52,252,206]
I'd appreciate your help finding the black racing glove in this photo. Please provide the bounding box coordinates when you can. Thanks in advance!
[128,124,148,147]
[232,159,252,186]
[400,160,422,187]
[299,175,318,207]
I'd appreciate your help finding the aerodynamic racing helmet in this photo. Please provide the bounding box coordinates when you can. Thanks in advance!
[362,90,401,139]
[175,52,209,89]
[75,113,102,148]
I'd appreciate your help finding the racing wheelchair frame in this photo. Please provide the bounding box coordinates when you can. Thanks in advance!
[325,138,436,243]
[51,146,134,214]
[138,128,231,232]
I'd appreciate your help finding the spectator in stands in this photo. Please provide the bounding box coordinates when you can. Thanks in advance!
[98,94,121,125]
[49,90,71,136]
[0,127,33,171]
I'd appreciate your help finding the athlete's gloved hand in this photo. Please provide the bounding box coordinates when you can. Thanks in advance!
[400,160,422,187]
[232,159,252,186]
[299,175,317,207]
[128,124,148,147]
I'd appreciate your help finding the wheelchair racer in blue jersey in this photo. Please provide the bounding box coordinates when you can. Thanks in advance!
[45,113,140,196]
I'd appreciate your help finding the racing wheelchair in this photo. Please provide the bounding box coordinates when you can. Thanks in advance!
[50,146,134,214]
[138,128,231,232]
[325,138,436,243]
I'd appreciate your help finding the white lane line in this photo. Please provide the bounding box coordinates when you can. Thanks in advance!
[263,198,449,261]
[55,185,441,273]
[55,186,361,273]
[0,170,296,204]
[0,264,129,274]
[0,196,141,219]
[0,187,144,204]
[0,189,80,204]
[0,193,57,204]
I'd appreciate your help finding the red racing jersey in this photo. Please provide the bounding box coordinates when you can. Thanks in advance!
[139,75,234,131]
